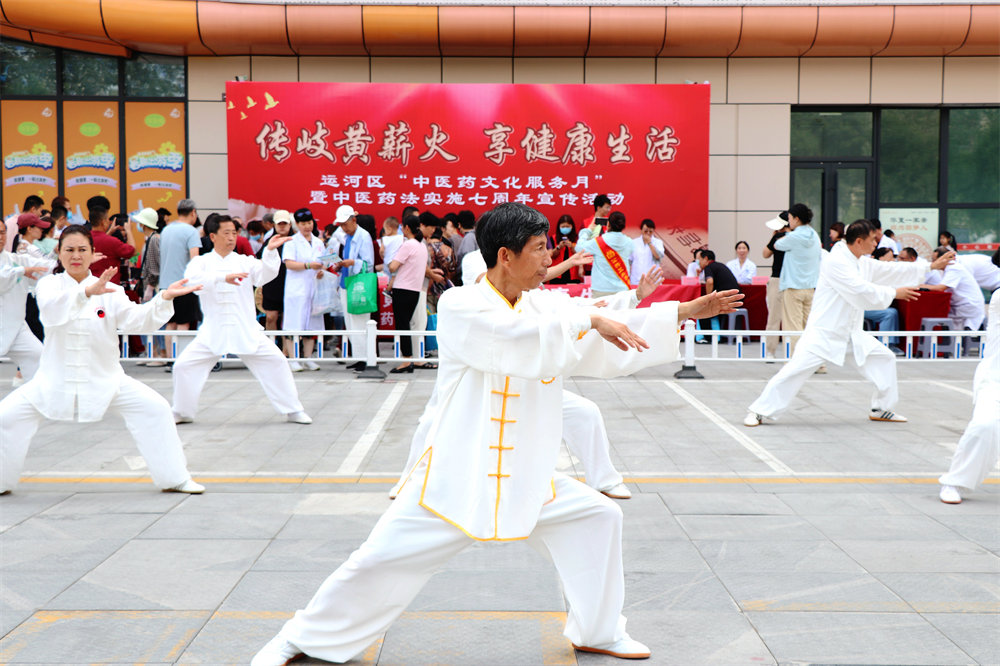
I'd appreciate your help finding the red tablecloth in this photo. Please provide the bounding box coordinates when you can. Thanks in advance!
[893,291,952,330]
[540,282,702,305]
[734,284,767,332]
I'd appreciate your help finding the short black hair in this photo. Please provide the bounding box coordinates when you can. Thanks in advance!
[50,205,68,221]
[87,195,111,212]
[57,225,93,251]
[735,240,749,251]
[457,210,476,230]
[869,218,882,229]
[404,216,423,242]
[931,246,952,260]
[477,203,550,269]
[872,247,894,260]
[845,219,875,244]
[900,247,919,261]
[23,195,44,211]
[883,229,894,238]
[402,206,419,219]
[89,206,108,226]
[205,215,235,237]
[701,249,716,262]
[593,194,611,211]
[608,211,626,232]
[248,220,266,235]
[787,203,813,225]
[418,211,440,228]
[442,212,458,225]
[640,219,655,229]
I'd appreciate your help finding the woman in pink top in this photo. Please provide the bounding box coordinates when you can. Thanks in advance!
[388,218,430,374]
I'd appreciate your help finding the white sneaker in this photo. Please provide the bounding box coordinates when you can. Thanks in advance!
[939,485,962,504]
[11,375,24,388]
[743,412,763,427]
[573,637,650,659]
[304,361,321,371]
[289,361,304,372]
[173,413,193,424]
[600,483,632,499]
[388,483,402,500]
[870,409,907,422]
[287,411,313,424]
[814,365,827,374]
[166,479,204,494]
[765,352,776,364]
[251,635,303,666]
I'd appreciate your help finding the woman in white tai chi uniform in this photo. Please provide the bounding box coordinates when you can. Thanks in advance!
[0,225,204,494]
[170,216,312,425]
[282,209,327,371]
[939,278,999,504]
[0,219,56,382]
[253,202,743,665]
[744,219,954,427]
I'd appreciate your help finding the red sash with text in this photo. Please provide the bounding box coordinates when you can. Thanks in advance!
[595,235,631,287]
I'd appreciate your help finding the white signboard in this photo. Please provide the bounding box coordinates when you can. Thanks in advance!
[879,208,939,261]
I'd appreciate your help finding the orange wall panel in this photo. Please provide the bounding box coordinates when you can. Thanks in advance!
[197,1,294,56]
[439,6,513,57]
[2,0,108,42]
[103,0,212,56]
[0,22,31,43]
[949,4,1000,56]
[878,5,972,57]
[660,7,741,58]
[31,33,130,58]
[514,6,590,58]
[588,7,665,58]
[363,6,439,57]
[288,5,366,56]
[805,6,893,57]
[731,7,817,58]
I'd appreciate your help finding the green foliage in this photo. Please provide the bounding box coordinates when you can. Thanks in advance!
[0,41,56,96]
[125,54,184,98]
[880,109,940,204]
[948,108,999,204]
[791,111,872,157]
[62,52,119,96]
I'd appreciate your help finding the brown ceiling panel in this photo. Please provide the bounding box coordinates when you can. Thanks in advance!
[660,7,741,58]
[2,0,110,43]
[363,5,439,57]
[0,23,32,43]
[949,4,1000,56]
[197,1,294,56]
[731,6,817,57]
[103,0,212,56]
[878,5,971,57]
[805,6,893,57]
[514,6,590,58]
[288,5,366,56]
[439,6,513,57]
[587,6,664,58]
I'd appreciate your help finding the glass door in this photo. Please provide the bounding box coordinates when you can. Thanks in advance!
[792,162,873,247]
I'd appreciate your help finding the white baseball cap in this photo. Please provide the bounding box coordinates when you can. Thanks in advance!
[272,209,293,224]
[764,211,789,231]
[335,205,357,223]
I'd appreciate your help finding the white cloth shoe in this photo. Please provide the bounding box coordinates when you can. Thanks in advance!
[11,375,24,387]
[173,413,193,424]
[166,479,204,494]
[288,361,304,372]
[939,485,962,504]
[287,410,313,424]
[573,637,650,659]
[870,409,907,422]
[743,412,763,427]
[814,365,828,374]
[600,483,632,499]
[765,352,776,364]
[304,361,321,371]
[251,635,303,666]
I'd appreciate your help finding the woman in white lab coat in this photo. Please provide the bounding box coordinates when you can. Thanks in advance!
[726,240,757,285]
[281,210,326,370]
[0,225,204,494]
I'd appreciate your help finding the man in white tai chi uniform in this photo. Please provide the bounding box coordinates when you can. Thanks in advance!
[170,215,313,425]
[0,218,55,381]
[252,202,742,665]
[939,273,999,504]
[744,219,954,427]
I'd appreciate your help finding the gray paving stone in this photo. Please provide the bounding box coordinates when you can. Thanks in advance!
[695,540,866,573]
[411,570,567,612]
[716,571,910,612]
[439,541,554,572]
[623,540,712,573]
[0,494,71,531]
[776,491,923,515]
[836,540,1000,573]
[930,515,1000,551]
[0,539,124,572]
[2,513,161,541]
[899,491,1000,515]
[804,514,968,542]
[874,573,1000,613]
[659,492,794,515]
[251,539,361,572]
[623,571,739,612]
[675,515,827,541]
[923,613,1000,666]
[40,491,187,515]
[747,611,977,665]
[136,511,292,540]
[218,571,334,611]
[276,514,382,541]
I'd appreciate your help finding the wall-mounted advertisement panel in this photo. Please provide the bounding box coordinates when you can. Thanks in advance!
[125,102,186,217]
[63,101,121,225]
[1,100,59,218]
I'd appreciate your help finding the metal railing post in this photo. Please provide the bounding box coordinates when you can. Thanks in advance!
[674,319,704,379]
[358,319,386,379]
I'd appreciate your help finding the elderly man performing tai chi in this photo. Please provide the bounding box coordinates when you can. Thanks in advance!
[170,215,312,425]
[252,203,742,665]
[744,219,955,427]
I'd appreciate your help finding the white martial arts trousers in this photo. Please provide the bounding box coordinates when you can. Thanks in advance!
[0,376,191,492]
[749,344,898,419]
[3,322,43,381]
[939,384,1000,492]
[340,290,370,360]
[280,472,628,663]
[171,336,304,419]
[561,390,623,492]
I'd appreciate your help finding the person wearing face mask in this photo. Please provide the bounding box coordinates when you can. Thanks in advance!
[548,215,579,283]
[630,219,664,287]
[0,225,204,495]
[247,219,266,255]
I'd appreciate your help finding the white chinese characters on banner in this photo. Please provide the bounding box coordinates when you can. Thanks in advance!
[879,208,940,261]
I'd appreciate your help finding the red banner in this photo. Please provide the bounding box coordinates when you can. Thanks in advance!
[226,82,710,277]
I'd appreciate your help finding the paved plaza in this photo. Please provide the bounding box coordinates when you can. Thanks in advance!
[0,353,997,665]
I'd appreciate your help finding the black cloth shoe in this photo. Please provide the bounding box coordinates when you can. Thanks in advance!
[348,361,366,371]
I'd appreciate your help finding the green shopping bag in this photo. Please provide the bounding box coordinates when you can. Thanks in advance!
[345,261,378,315]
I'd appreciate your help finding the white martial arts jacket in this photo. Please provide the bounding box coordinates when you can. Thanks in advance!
[22,272,173,422]
[799,241,930,366]
[184,247,280,355]
[973,291,999,403]
[417,277,679,541]
[0,250,55,354]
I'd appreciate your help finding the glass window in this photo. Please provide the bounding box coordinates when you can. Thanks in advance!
[0,41,56,96]
[879,109,940,204]
[125,54,185,97]
[793,168,824,230]
[947,208,1000,246]
[791,111,873,157]
[62,52,119,96]
[948,108,999,204]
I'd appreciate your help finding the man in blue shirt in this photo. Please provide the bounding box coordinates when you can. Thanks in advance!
[773,203,821,356]
[576,210,633,298]
[159,199,203,365]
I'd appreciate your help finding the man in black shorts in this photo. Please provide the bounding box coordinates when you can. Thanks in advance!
[696,249,741,343]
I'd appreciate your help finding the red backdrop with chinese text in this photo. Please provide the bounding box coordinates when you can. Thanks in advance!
[226,82,709,277]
